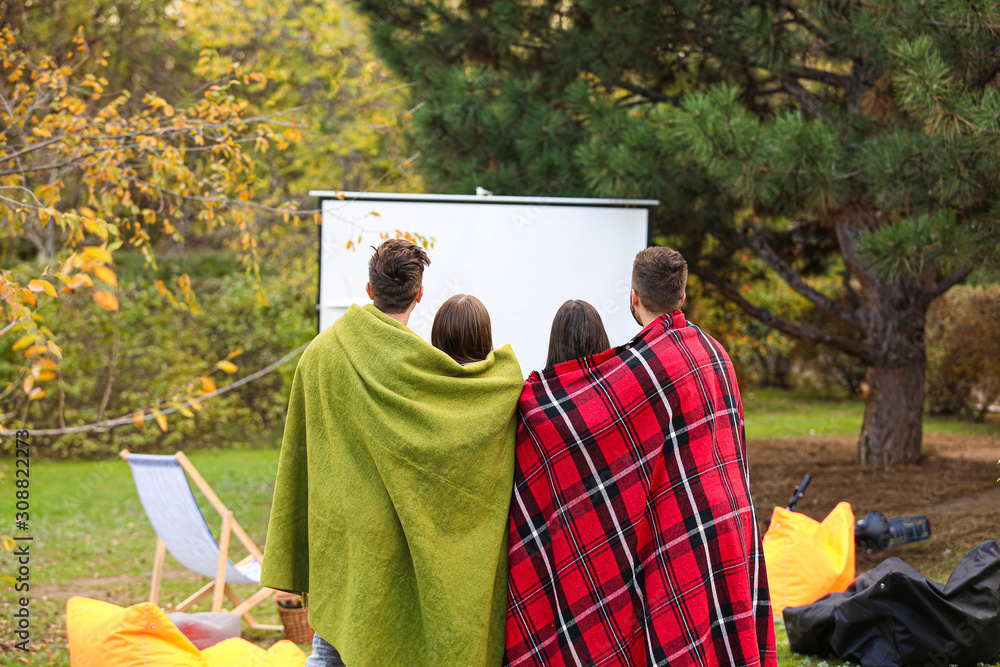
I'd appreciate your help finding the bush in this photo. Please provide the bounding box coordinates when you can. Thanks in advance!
[1,251,316,458]
[925,284,1000,420]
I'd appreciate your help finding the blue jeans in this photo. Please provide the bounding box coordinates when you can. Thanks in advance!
[305,633,346,667]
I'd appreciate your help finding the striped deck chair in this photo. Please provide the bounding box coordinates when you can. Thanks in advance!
[120,449,280,631]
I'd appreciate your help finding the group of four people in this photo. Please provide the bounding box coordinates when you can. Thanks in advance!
[261,239,776,666]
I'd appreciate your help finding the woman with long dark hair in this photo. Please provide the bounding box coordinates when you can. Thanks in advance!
[545,299,610,367]
[432,294,494,365]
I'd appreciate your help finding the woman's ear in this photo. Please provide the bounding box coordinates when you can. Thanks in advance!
[366,282,374,301]
[415,286,424,303]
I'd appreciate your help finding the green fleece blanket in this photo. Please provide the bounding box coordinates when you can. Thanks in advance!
[260,303,523,666]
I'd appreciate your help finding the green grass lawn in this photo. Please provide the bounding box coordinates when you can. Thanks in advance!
[0,449,287,664]
[773,618,856,667]
[1,390,997,664]
[743,388,1000,440]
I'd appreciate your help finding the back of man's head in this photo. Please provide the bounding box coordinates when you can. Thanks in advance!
[368,239,431,313]
[632,246,688,314]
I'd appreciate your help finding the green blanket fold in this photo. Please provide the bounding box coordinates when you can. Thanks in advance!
[261,303,523,666]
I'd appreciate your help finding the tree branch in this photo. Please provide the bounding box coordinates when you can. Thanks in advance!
[0,134,65,165]
[745,223,863,329]
[842,264,861,306]
[834,215,881,295]
[781,3,830,41]
[690,264,872,362]
[0,297,55,337]
[0,343,308,437]
[971,61,1000,89]
[919,265,974,307]
[128,177,320,215]
[785,65,853,88]
[751,86,786,96]
[604,78,682,105]
[781,77,831,120]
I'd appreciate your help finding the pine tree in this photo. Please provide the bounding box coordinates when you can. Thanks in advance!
[355,0,1000,464]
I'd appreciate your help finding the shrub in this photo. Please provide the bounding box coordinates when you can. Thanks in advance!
[1,251,316,458]
[925,284,1000,420]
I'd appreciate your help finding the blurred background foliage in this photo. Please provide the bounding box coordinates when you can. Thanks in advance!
[0,0,418,454]
[2,0,998,459]
[925,283,1000,422]
[351,0,1000,464]
[0,249,316,457]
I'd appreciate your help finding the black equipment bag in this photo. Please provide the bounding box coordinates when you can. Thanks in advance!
[784,540,1000,667]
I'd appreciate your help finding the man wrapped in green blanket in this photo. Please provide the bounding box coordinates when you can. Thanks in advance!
[261,240,523,666]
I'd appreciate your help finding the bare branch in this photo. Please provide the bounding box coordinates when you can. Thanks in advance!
[745,222,862,329]
[842,265,861,306]
[0,193,42,209]
[781,78,831,120]
[0,184,45,207]
[0,134,65,165]
[785,65,853,88]
[835,215,881,295]
[0,343,308,437]
[605,78,682,105]
[919,265,974,307]
[691,264,872,362]
[835,167,869,180]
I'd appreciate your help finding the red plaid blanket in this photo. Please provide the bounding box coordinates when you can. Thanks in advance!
[505,311,776,667]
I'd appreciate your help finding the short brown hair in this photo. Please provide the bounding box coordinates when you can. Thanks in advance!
[431,294,493,365]
[632,246,688,314]
[368,239,430,313]
[546,300,610,367]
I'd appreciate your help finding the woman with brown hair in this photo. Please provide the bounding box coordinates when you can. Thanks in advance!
[546,299,610,368]
[432,294,494,365]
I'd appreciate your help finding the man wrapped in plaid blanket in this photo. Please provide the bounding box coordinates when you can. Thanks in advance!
[505,248,776,667]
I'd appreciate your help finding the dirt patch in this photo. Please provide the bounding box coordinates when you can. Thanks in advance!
[924,433,1000,463]
[748,436,1000,580]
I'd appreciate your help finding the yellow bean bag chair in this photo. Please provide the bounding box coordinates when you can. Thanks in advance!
[66,596,305,667]
[763,501,856,615]
[203,638,309,666]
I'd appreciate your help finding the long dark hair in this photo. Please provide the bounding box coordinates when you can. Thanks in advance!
[432,294,493,365]
[546,300,610,368]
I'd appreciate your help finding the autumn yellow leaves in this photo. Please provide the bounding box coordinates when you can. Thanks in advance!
[130,349,243,434]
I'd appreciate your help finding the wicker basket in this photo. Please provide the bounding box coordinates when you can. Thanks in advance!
[275,592,314,644]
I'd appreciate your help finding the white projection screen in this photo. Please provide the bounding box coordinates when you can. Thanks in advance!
[313,191,658,375]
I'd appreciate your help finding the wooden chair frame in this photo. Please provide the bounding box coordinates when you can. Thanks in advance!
[120,449,281,631]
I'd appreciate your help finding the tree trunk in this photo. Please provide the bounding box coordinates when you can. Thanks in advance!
[858,358,925,464]
[855,275,928,465]
[834,214,934,465]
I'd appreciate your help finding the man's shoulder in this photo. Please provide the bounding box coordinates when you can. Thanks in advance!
[684,320,729,353]
[648,318,734,367]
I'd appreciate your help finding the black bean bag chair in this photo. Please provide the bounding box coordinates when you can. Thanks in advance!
[784,540,1000,667]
